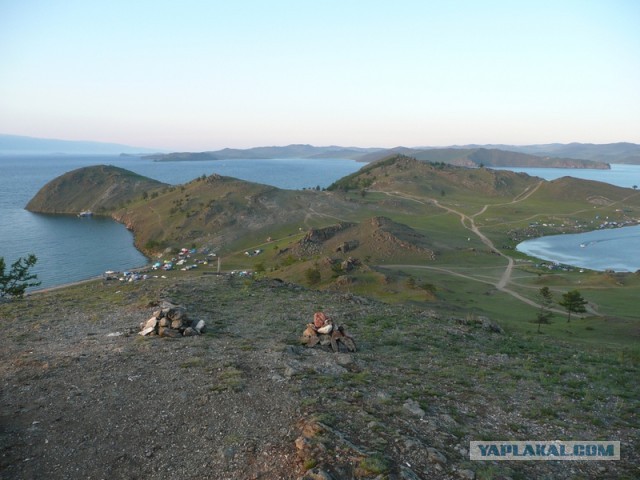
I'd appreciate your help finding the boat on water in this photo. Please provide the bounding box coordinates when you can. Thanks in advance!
[78,210,93,217]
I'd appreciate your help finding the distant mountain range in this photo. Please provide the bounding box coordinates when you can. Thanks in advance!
[146,143,640,169]
[355,147,609,169]
[145,144,381,161]
[3,134,639,166]
[0,134,163,155]
[454,142,640,164]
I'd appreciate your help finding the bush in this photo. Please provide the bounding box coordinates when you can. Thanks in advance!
[0,254,41,300]
[305,267,321,286]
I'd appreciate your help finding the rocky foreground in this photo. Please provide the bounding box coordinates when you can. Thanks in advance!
[1,274,637,479]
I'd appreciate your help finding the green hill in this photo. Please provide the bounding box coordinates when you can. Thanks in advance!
[329,154,541,200]
[25,155,640,324]
[25,165,167,215]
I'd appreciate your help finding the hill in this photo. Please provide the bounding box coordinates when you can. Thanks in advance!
[25,165,167,215]
[465,142,640,164]
[0,133,162,155]
[287,216,436,263]
[27,156,640,261]
[329,154,542,198]
[358,147,610,169]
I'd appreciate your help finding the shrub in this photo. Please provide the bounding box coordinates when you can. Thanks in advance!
[0,254,41,300]
[305,267,321,286]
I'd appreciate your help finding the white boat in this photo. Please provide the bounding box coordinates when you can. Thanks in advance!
[78,210,93,217]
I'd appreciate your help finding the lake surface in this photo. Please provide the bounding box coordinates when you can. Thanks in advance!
[0,155,364,291]
[516,225,640,272]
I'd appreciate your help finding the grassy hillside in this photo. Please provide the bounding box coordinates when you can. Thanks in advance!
[110,173,365,255]
[25,164,166,215]
[2,272,637,479]
[25,156,640,337]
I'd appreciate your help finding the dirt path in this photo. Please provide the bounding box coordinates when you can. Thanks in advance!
[371,182,587,313]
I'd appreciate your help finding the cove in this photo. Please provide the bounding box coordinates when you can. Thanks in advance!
[516,225,640,272]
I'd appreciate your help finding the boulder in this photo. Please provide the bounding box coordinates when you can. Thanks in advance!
[403,399,425,418]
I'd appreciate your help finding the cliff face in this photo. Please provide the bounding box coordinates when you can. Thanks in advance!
[25,165,167,215]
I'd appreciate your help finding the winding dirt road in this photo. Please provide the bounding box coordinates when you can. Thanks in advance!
[370,181,573,311]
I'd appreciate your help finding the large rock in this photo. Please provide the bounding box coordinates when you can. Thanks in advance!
[403,399,426,418]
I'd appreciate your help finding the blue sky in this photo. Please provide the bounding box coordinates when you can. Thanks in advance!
[1,0,638,150]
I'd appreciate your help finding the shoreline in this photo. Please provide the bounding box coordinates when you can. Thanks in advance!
[27,275,105,295]
[27,262,150,296]
[516,224,640,272]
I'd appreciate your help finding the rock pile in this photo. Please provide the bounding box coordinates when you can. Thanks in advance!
[301,312,356,353]
[138,301,205,338]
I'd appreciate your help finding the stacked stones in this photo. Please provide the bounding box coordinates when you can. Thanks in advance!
[138,301,205,338]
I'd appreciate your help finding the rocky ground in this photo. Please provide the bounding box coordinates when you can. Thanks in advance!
[1,274,638,479]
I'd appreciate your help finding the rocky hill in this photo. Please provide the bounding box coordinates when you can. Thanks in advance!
[288,217,436,263]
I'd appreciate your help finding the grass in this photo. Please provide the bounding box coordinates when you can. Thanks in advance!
[210,364,245,392]
[358,455,389,475]
[3,264,638,478]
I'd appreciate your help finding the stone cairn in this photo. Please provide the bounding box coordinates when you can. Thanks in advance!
[301,312,356,353]
[138,301,205,338]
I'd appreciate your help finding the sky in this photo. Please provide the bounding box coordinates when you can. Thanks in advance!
[1,0,639,151]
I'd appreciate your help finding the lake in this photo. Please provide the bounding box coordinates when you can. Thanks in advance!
[516,225,640,272]
[0,155,365,291]
[500,164,640,272]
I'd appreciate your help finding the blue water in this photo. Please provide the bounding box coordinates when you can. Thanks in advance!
[0,155,364,290]
[516,225,640,272]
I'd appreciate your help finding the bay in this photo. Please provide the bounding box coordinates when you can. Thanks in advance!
[516,225,640,272]
[0,155,364,291]
[497,164,640,272]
